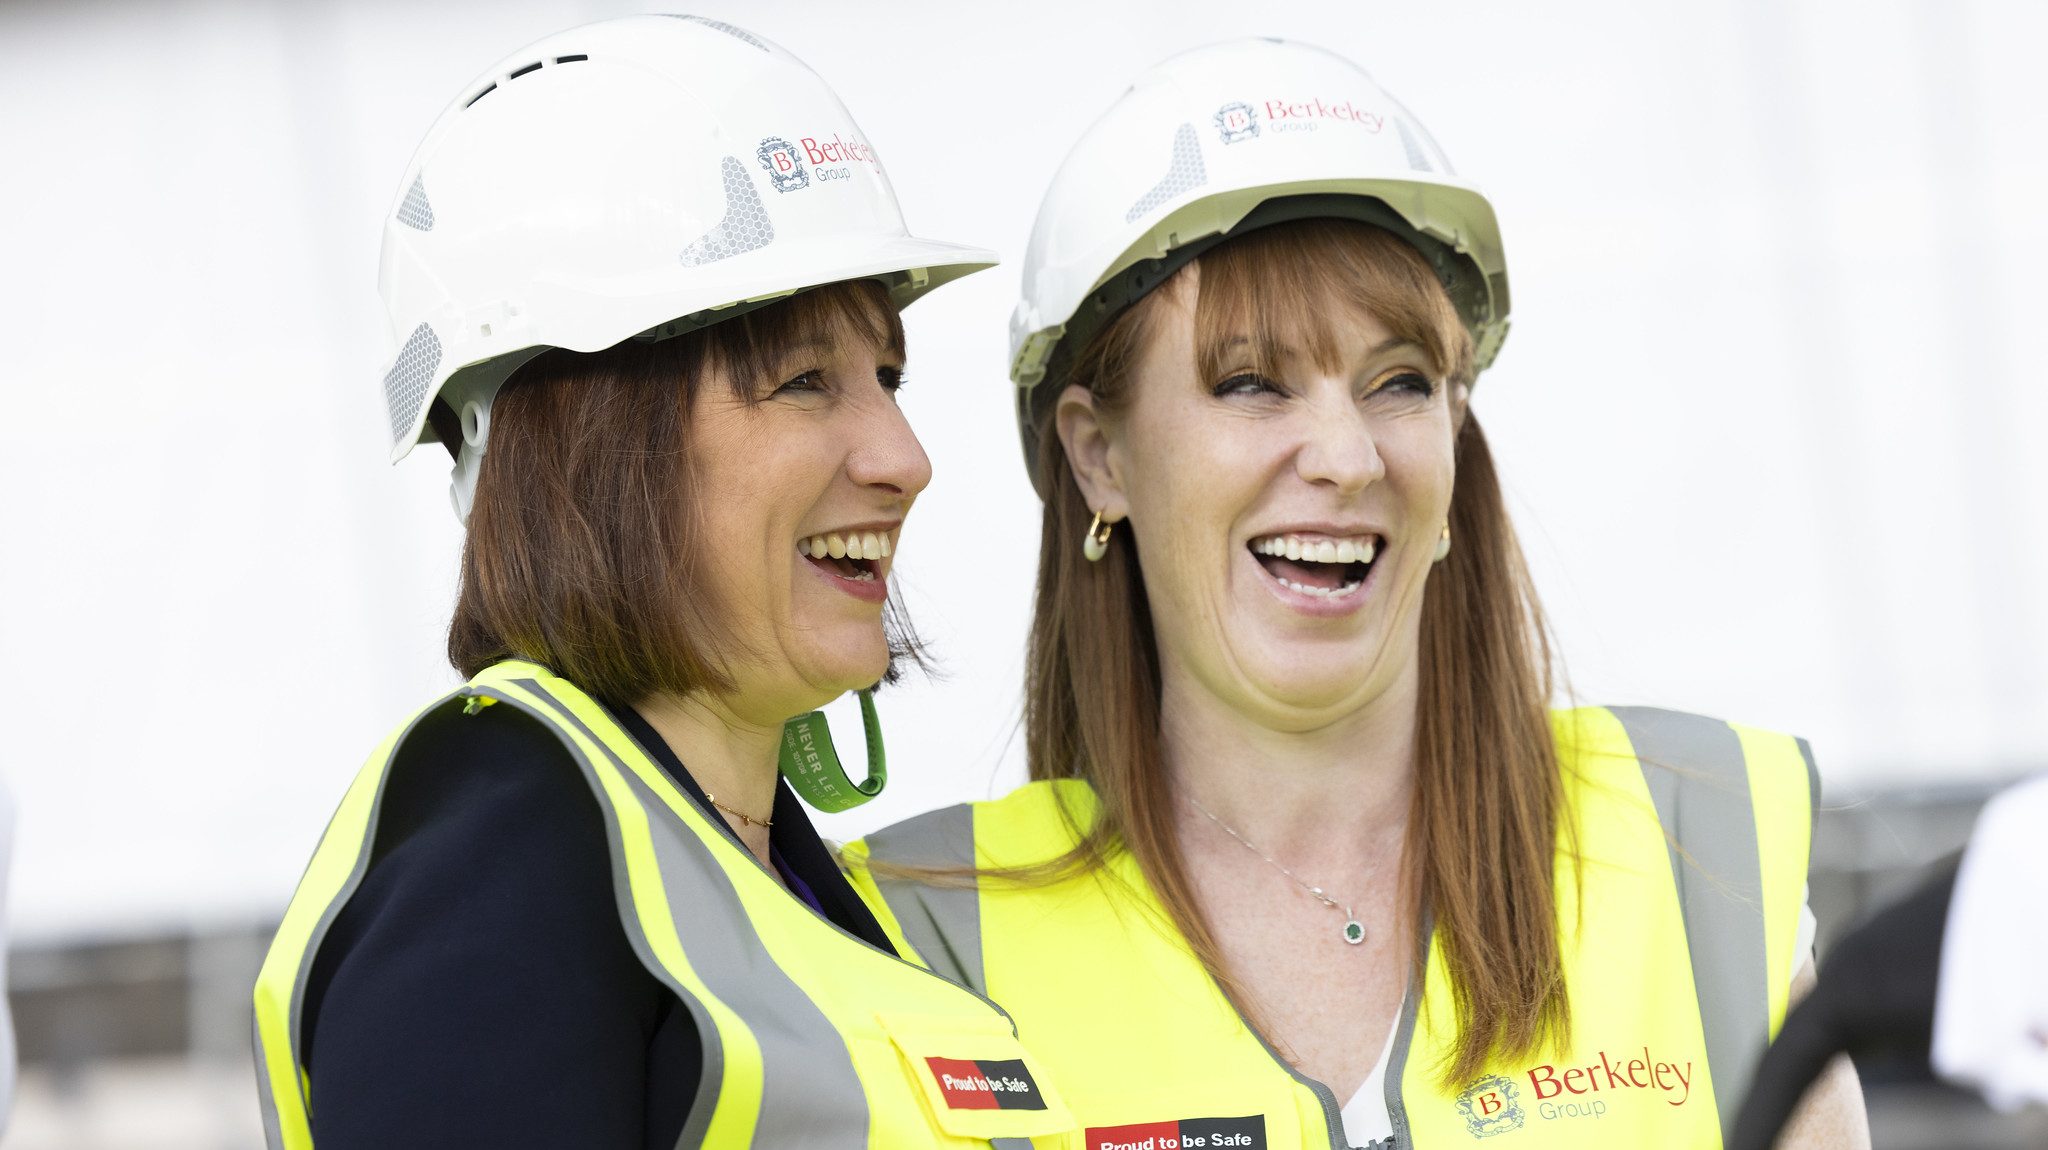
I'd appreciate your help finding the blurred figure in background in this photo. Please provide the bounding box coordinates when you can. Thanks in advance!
[1,775,16,1137]
[855,37,1866,1149]
[251,16,1073,1149]
[1731,774,2048,1150]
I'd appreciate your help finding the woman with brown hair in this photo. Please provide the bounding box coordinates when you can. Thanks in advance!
[854,38,1866,1149]
[251,17,1074,1150]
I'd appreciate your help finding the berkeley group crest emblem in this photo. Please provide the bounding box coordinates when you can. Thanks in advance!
[756,136,809,192]
[1214,100,1259,144]
[1455,1074,1526,1138]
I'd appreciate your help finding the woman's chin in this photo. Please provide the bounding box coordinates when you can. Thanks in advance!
[1227,649,1393,724]
[792,637,893,699]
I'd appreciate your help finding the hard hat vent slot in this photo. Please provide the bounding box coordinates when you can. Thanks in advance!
[383,323,444,446]
[507,61,542,80]
[464,83,495,108]
[553,54,587,64]
[396,175,434,231]
[1124,123,1207,225]
[679,155,775,267]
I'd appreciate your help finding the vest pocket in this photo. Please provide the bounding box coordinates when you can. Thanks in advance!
[878,1011,1078,1144]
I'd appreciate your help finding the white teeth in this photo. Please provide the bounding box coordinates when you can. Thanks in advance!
[799,530,897,567]
[1251,533,1382,565]
[1277,575,1367,599]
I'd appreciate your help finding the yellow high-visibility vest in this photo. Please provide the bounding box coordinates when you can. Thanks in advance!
[253,660,1075,1150]
[849,707,1815,1149]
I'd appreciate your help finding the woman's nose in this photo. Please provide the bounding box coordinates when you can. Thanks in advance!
[846,387,933,500]
[1294,391,1384,494]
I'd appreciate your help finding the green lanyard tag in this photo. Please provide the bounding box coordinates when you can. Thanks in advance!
[778,688,887,812]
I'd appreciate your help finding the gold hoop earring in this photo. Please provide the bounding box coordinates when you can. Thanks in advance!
[1083,511,1116,563]
[1432,523,1451,563]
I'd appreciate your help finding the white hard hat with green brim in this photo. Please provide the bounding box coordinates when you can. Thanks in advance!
[376,14,996,522]
[1008,37,1509,496]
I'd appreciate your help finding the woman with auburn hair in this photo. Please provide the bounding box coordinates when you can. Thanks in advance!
[250,17,1075,1149]
[853,38,1867,1149]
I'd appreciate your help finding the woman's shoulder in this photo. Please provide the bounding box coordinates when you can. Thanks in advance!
[1551,705,1819,858]
[1551,705,1816,788]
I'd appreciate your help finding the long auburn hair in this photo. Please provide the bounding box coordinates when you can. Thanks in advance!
[1026,219,1569,1086]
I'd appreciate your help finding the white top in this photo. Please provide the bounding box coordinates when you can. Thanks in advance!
[1337,896,1817,1147]
[1932,774,2048,1112]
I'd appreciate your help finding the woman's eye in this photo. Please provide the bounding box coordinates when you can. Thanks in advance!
[878,366,907,393]
[1371,371,1437,398]
[775,369,826,396]
[1213,372,1283,397]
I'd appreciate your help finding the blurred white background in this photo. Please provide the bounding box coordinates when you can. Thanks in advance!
[1,0,2045,1143]
[8,0,2045,944]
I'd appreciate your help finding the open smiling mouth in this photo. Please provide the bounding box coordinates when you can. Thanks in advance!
[1247,533,1381,600]
[800,530,892,584]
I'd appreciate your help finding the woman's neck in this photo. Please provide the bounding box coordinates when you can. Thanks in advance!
[1157,664,1419,854]
[632,690,785,863]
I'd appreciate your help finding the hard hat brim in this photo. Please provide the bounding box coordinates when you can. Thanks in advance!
[388,234,998,462]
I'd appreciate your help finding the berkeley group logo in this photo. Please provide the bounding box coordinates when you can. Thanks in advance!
[1455,1074,1526,1138]
[1214,101,1259,144]
[756,136,808,193]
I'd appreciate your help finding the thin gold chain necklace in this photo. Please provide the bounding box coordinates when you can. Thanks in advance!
[706,793,773,829]
[1184,792,1385,945]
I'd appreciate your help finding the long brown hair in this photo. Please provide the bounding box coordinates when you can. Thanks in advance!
[446,280,922,703]
[1027,219,1568,1086]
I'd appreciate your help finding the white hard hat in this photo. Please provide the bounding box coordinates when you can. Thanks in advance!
[1009,37,1510,492]
[377,14,997,520]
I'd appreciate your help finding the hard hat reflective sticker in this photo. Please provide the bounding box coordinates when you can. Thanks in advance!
[1124,122,1207,225]
[1214,101,1259,145]
[1085,1115,1266,1149]
[756,136,810,193]
[923,1057,1048,1111]
[679,156,775,267]
[396,174,434,231]
[383,322,442,445]
[1394,117,1434,172]
[671,14,770,51]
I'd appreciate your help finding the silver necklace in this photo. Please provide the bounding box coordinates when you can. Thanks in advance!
[1184,793,1383,945]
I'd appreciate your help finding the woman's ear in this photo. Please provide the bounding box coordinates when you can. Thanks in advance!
[1054,384,1129,522]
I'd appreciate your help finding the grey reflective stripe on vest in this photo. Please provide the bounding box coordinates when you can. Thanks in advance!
[1796,737,1822,843]
[508,680,871,1150]
[1379,913,1432,1150]
[863,803,989,996]
[1609,706,1767,1142]
[261,690,466,1148]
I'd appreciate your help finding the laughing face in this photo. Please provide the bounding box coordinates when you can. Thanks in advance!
[1058,271,1461,730]
[689,321,928,725]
